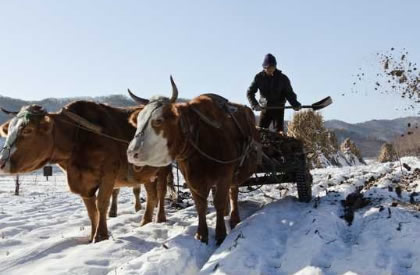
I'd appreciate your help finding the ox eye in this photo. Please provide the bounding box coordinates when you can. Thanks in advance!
[22,128,33,135]
[151,118,164,127]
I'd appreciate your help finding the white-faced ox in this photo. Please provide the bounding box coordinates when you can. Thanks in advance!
[127,77,259,244]
[0,102,172,243]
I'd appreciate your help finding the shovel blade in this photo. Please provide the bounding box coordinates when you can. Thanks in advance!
[311,96,333,111]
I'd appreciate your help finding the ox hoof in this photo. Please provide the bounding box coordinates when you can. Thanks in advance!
[215,232,227,246]
[195,232,208,245]
[216,237,226,246]
[140,219,152,226]
[230,218,240,229]
[108,211,117,218]
[93,233,109,243]
[157,216,167,223]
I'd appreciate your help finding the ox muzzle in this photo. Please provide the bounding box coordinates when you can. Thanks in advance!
[127,132,146,164]
[127,103,158,165]
[0,159,6,170]
[0,146,12,171]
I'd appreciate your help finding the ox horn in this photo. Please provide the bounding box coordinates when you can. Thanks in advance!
[0,107,18,116]
[127,89,149,105]
[169,75,178,103]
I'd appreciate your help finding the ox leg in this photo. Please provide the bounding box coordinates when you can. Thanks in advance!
[191,187,210,244]
[156,171,167,223]
[83,196,98,243]
[109,189,120,218]
[166,168,177,201]
[133,186,142,212]
[141,182,158,226]
[94,185,114,242]
[213,183,229,245]
[229,186,241,229]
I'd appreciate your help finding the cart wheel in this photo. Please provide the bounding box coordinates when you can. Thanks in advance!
[296,171,312,202]
[296,156,312,202]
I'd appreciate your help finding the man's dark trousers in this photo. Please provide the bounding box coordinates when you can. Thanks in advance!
[259,107,285,132]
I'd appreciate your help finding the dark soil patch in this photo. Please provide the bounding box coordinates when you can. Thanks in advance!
[341,190,370,225]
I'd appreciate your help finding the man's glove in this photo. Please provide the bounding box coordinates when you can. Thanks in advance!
[252,104,262,111]
[293,103,302,111]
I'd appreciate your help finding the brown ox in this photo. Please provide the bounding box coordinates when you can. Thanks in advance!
[126,77,259,244]
[0,101,171,242]
[109,187,141,217]
[109,169,175,217]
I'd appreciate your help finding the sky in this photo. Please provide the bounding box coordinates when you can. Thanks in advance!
[0,0,419,123]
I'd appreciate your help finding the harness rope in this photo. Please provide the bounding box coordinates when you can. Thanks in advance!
[61,109,103,133]
[176,102,257,165]
[59,109,130,144]
[187,137,254,164]
[56,116,130,144]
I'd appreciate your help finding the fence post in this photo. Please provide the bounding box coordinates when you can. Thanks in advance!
[14,175,20,196]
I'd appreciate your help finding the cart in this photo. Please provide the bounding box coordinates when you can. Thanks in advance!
[240,127,313,202]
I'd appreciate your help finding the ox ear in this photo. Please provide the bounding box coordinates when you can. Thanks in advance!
[129,109,141,127]
[39,116,54,134]
[0,120,11,137]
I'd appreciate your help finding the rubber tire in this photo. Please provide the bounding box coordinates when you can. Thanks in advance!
[296,156,312,203]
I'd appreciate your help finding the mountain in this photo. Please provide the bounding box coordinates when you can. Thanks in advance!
[325,117,420,142]
[325,117,420,157]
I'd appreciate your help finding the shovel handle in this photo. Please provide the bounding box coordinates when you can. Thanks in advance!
[262,105,312,110]
[260,96,332,111]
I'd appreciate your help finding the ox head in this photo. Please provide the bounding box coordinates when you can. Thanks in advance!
[127,76,180,167]
[0,105,54,174]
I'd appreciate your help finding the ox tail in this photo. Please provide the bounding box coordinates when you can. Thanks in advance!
[166,167,177,201]
[245,106,257,129]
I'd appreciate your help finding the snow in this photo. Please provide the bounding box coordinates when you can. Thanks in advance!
[317,151,365,169]
[0,157,419,274]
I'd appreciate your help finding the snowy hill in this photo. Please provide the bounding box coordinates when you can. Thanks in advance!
[325,117,420,141]
[0,157,419,274]
[325,117,420,157]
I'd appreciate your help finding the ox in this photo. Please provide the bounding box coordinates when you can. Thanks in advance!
[0,101,172,242]
[127,77,259,244]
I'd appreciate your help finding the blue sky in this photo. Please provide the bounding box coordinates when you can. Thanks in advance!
[0,0,419,123]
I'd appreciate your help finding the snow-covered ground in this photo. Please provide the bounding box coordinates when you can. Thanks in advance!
[0,157,419,275]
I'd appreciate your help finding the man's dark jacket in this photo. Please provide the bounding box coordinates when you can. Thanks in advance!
[247,69,300,108]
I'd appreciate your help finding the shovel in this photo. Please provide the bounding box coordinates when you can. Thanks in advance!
[261,96,333,111]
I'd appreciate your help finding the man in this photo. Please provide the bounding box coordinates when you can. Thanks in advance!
[247,53,301,132]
